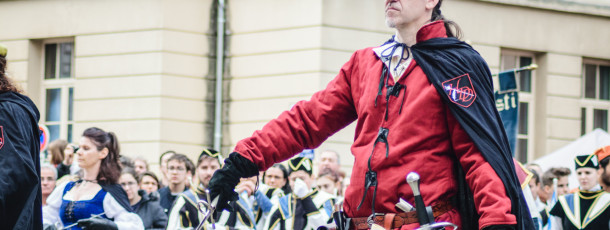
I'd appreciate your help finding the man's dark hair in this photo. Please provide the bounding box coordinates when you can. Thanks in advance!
[318,168,341,183]
[159,150,176,164]
[138,171,161,190]
[431,0,462,39]
[263,164,291,194]
[121,166,137,179]
[541,167,571,187]
[120,155,134,169]
[167,153,195,176]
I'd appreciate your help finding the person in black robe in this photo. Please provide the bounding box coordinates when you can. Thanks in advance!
[0,44,43,229]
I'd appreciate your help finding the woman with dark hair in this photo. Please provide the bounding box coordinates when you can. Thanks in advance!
[0,44,43,229]
[138,171,161,194]
[263,163,291,195]
[254,164,291,229]
[43,127,144,230]
[119,168,167,230]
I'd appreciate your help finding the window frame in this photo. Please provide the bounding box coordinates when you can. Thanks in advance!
[582,59,610,100]
[40,38,76,143]
[581,59,610,135]
[500,49,536,162]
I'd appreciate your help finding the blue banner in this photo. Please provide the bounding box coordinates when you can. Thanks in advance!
[298,149,315,160]
[495,71,519,155]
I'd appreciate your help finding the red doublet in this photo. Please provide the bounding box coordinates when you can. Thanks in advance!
[235,21,516,229]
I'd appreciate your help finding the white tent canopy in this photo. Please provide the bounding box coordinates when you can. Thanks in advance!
[533,128,610,190]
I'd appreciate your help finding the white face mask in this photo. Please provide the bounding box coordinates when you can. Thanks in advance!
[293,178,310,198]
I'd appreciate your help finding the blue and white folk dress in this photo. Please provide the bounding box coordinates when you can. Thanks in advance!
[43,181,144,230]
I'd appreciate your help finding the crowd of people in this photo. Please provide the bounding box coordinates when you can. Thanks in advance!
[522,148,610,230]
[37,125,610,230]
[39,128,348,230]
[3,0,610,229]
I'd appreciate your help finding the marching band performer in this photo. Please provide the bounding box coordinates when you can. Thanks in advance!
[167,149,273,229]
[549,154,610,230]
[263,157,335,230]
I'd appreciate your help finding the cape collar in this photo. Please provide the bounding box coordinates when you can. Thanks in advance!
[559,191,610,229]
[416,20,447,43]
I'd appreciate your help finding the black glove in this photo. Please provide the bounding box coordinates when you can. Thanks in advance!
[208,152,259,212]
[77,217,118,230]
[482,225,516,230]
[43,223,57,230]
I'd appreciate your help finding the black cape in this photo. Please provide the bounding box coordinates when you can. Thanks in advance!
[411,37,534,230]
[98,182,133,212]
[0,91,42,230]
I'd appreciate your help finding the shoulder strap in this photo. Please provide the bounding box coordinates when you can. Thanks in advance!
[278,195,292,219]
[100,183,133,212]
[62,181,76,195]
[558,193,581,228]
[182,189,200,207]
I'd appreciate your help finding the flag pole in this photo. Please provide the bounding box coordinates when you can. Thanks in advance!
[492,63,538,76]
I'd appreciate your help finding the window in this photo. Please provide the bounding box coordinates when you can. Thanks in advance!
[581,60,610,135]
[42,40,75,143]
[501,51,536,162]
[515,102,529,162]
[583,63,610,100]
[501,54,533,92]
[582,108,587,136]
[581,107,609,134]
[594,109,608,131]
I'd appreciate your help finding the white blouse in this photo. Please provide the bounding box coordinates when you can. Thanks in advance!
[42,181,144,230]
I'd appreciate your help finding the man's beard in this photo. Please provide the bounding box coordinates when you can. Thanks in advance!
[386,18,397,28]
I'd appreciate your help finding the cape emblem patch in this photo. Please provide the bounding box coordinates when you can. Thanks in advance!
[442,73,477,107]
[0,126,4,150]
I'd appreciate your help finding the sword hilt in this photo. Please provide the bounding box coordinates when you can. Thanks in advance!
[406,172,421,196]
[407,172,431,227]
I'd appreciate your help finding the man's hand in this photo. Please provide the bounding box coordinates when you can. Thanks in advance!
[63,145,75,165]
[207,152,259,212]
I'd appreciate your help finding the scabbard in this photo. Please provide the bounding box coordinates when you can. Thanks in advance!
[332,211,351,230]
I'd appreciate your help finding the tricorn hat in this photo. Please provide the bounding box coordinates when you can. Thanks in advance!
[288,157,313,175]
[575,154,599,170]
[198,148,223,166]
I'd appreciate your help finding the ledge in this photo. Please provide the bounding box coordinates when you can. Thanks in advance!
[477,0,610,17]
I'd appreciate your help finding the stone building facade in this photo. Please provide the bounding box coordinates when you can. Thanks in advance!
[0,0,608,172]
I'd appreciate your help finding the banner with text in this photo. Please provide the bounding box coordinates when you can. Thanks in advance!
[495,71,519,156]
